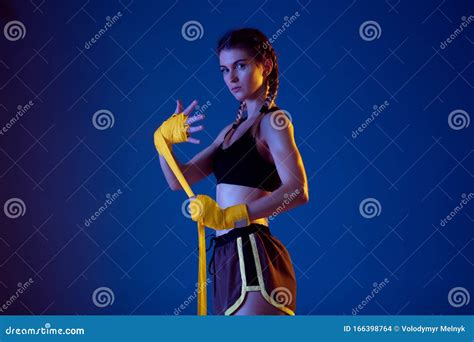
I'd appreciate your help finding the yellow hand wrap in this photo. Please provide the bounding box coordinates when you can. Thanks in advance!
[190,194,250,230]
[154,112,190,155]
[153,114,208,315]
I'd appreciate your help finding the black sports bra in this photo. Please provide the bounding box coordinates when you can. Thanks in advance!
[212,106,282,192]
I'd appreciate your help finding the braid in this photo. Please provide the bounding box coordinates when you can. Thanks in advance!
[231,101,247,130]
[251,47,279,138]
[267,52,279,107]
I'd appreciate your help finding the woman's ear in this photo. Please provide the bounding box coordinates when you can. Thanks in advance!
[263,58,273,77]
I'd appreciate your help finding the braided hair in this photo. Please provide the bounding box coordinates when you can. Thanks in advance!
[216,28,280,139]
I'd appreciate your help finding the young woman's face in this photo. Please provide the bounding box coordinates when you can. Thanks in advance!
[219,48,265,102]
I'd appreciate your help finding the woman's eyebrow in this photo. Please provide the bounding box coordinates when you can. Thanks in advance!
[219,59,248,67]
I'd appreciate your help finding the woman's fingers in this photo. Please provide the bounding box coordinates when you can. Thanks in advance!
[186,136,200,144]
[183,100,198,116]
[174,99,183,114]
[186,114,205,125]
[187,125,204,134]
[173,99,203,145]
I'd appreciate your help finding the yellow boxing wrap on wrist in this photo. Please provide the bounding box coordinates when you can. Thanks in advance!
[190,195,250,230]
[154,112,190,156]
[224,203,250,228]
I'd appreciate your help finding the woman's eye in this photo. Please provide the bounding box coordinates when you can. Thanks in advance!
[221,69,228,74]
[237,63,246,69]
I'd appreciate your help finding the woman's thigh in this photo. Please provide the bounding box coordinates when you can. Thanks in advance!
[231,291,287,316]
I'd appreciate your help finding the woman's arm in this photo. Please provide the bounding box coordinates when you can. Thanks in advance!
[159,142,215,191]
[245,112,309,221]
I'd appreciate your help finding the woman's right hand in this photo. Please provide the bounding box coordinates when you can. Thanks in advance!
[154,99,205,154]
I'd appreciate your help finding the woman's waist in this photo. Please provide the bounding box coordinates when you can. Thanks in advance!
[216,183,270,203]
[213,222,271,246]
[215,217,268,236]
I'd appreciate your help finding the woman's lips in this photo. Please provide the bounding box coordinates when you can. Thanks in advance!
[231,87,241,93]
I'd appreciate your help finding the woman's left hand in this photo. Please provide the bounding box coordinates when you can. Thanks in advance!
[189,194,250,230]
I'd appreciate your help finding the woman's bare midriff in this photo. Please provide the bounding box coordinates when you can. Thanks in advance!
[216,183,269,236]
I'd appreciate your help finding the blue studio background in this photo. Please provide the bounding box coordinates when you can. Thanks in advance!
[0,0,473,315]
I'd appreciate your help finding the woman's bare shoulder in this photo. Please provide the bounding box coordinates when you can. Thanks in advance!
[259,108,294,142]
[212,122,234,146]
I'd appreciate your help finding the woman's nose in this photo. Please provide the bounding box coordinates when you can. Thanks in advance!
[229,70,238,82]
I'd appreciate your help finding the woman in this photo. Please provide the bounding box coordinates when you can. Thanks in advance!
[154,28,309,315]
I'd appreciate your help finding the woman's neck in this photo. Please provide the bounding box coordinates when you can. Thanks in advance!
[244,86,267,120]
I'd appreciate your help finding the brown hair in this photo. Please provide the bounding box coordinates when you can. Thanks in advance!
[216,28,279,139]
